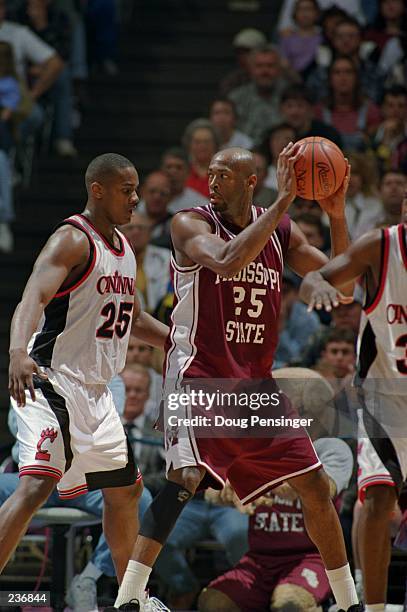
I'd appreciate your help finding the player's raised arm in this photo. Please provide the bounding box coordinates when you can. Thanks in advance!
[171,143,302,277]
[130,290,169,348]
[9,226,89,406]
[299,229,382,312]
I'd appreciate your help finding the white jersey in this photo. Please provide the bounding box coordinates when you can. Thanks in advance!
[29,214,136,385]
[357,224,407,395]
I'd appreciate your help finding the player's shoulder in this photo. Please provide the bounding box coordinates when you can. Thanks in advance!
[171,206,213,231]
[41,222,91,262]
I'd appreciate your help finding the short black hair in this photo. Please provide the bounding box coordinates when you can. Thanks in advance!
[85,153,135,191]
[322,327,356,350]
[281,84,313,105]
[334,16,362,33]
[209,97,238,118]
[383,85,407,101]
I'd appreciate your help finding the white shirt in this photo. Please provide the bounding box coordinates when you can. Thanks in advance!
[278,0,365,31]
[0,20,55,78]
[168,187,207,214]
[345,193,383,240]
[222,130,254,150]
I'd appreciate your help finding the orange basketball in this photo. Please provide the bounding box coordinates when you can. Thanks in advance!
[294,137,347,200]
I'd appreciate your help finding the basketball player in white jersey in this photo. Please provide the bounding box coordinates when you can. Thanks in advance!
[300,184,407,612]
[2,154,168,590]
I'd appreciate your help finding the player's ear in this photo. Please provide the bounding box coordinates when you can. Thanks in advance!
[90,181,104,199]
[248,173,257,192]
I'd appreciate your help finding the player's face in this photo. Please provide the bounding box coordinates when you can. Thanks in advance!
[104,167,139,225]
[208,160,254,212]
[323,341,355,378]
[122,371,150,421]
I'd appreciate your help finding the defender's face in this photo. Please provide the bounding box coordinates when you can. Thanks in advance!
[104,167,139,225]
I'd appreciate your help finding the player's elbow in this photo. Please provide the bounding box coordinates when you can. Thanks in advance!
[212,249,246,278]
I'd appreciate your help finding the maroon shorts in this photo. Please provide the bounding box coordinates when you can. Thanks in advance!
[209,552,331,612]
[196,434,321,504]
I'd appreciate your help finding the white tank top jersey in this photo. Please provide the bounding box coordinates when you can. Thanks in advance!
[28,214,137,385]
[357,224,407,394]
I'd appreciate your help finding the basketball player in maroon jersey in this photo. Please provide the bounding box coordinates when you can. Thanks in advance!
[109,144,361,612]
[3,154,168,596]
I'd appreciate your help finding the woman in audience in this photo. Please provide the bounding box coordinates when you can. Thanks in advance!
[182,118,220,198]
[279,0,322,79]
[314,55,381,152]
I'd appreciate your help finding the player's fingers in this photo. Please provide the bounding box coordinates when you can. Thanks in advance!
[16,379,26,407]
[307,296,317,312]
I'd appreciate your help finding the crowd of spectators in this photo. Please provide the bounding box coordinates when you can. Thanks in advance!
[1,0,407,610]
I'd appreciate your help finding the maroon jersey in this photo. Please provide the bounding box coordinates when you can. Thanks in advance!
[249,497,315,558]
[165,204,291,380]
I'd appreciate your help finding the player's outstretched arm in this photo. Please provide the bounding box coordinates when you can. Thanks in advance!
[131,291,169,348]
[171,143,302,277]
[299,230,381,312]
[9,226,89,406]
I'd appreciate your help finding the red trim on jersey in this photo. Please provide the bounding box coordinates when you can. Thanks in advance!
[358,478,395,503]
[398,224,407,269]
[78,214,125,257]
[365,228,390,315]
[54,219,97,298]
[58,484,89,499]
[19,465,62,480]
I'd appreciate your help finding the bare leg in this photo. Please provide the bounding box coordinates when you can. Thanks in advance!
[198,587,240,612]
[289,469,348,569]
[102,481,142,583]
[0,475,55,572]
[358,485,397,605]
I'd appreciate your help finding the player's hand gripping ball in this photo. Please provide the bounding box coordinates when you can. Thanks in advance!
[294,136,347,200]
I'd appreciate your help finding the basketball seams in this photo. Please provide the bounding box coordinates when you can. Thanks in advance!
[320,139,337,192]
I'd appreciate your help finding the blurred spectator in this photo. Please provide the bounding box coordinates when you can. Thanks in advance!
[343,152,383,239]
[314,56,381,152]
[372,85,407,173]
[0,0,64,150]
[373,169,407,228]
[160,147,207,214]
[55,0,88,83]
[251,149,277,207]
[278,0,322,79]
[209,97,253,150]
[289,195,326,219]
[307,16,384,104]
[137,171,173,249]
[219,27,267,95]
[125,334,162,422]
[86,0,118,75]
[258,122,295,193]
[18,0,77,156]
[156,483,249,610]
[274,273,321,368]
[314,327,356,382]
[278,0,366,34]
[364,0,407,85]
[0,40,20,252]
[182,118,219,198]
[121,211,170,313]
[295,212,330,253]
[228,44,293,144]
[280,84,343,146]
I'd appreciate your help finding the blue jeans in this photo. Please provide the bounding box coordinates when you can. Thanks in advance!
[0,474,152,578]
[0,150,13,222]
[155,498,249,595]
[86,0,118,62]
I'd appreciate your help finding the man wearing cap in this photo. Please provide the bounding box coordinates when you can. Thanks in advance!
[228,44,295,145]
[220,28,267,95]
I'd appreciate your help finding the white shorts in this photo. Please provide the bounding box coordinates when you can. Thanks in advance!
[11,368,139,498]
[357,391,407,502]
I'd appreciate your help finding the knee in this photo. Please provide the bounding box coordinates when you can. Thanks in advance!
[198,587,240,612]
[17,476,55,511]
[363,485,397,519]
[103,479,143,509]
[271,584,318,612]
[169,466,203,495]
[294,469,331,509]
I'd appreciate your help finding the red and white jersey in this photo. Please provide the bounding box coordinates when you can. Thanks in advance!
[164,204,291,381]
[357,224,407,394]
[28,214,136,385]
